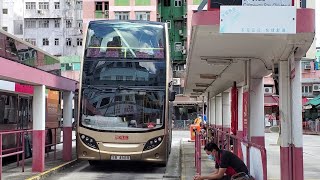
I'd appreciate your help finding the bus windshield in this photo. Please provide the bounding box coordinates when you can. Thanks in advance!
[85,21,165,59]
[81,60,166,131]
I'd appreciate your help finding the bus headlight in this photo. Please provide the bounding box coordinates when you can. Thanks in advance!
[143,136,164,151]
[80,134,99,150]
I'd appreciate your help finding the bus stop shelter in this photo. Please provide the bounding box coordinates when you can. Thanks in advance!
[184,6,314,180]
[0,30,77,173]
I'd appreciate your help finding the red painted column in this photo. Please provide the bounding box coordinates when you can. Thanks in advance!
[32,85,46,172]
[63,127,73,161]
[231,82,238,135]
[63,91,74,161]
[32,130,45,172]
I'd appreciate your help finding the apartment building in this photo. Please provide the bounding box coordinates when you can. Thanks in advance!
[0,0,83,81]
[83,0,158,26]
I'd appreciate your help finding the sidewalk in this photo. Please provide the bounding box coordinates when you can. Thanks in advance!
[2,141,76,180]
[180,138,214,180]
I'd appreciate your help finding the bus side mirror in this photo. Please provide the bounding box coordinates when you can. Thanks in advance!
[169,91,176,102]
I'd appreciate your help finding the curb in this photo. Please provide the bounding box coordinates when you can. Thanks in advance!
[25,159,79,180]
[163,140,182,180]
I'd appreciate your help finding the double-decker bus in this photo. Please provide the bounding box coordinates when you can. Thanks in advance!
[77,20,175,166]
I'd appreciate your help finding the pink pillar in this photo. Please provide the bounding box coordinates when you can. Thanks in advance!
[63,91,74,161]
[279,54,304,180]
[32,85,46,172]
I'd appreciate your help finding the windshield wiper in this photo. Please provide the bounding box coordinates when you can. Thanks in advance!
[82,85,114,93]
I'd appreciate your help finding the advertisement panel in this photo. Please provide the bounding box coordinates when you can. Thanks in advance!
[220,6,296,34]
[46,90,60,127]
[242,0,293,6]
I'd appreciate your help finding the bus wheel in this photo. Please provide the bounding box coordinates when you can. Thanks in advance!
[88,160,98,166]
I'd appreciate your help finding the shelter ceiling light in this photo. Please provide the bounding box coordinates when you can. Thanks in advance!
[193,89,205,93]
[195,83,210,87]
[201,57,233,65]
[200,74,217,79]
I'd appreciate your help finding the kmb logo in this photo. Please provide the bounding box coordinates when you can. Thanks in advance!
[115,135,129,140]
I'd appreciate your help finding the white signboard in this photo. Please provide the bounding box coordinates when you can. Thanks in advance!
[220,6,296,34]
[242,0,292,6]
[0,80,15,92]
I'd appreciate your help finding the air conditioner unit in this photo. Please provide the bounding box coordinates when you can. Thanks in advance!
[173,78,181,85]
[179,30,183,36]
[181,49,186,55]
[104,10,109,15]
[313,84,320,91]
[37,10,43,14]
[304,65,311,70]
[264,87,273,94]
[66,0,71,5]
[183,15,187,19]
[157,13,160,19]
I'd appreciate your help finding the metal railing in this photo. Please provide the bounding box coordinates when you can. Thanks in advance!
[0,129,33,180]
[209,128,267,180]
[0,127,74,180]
[194,132,201,175]
[173,120,193,130]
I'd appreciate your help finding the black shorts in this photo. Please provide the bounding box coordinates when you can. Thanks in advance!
[219,175,231,180]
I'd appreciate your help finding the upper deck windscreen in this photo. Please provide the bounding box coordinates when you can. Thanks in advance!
[85,21,165,60]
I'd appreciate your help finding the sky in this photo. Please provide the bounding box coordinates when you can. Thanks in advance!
[317,0,320,47]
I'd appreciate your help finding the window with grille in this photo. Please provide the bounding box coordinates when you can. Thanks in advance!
[66,20,72,28]
[115,12,129,20]
[174,0,182,7]
[77,20,83,28]
[43,38,49,46]
[26,2,36,9]
[55,38,59,46]
[25,38,36,46]
[135,12,150,21]
[302,85,312,93]
[54,2,60,9]
[39,2,49,10]
[39,20,49,28]
[77,38,83,46]
[66,38,72,46]
[54,19,60,28]
[25,20,36,28]
[76,1,83,9]
[95,2,103,10]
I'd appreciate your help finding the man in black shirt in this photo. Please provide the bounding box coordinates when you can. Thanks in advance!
[194,142,248,180]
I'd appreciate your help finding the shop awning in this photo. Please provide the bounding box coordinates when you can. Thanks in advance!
[305,95,320,106]
[264,95,279,107]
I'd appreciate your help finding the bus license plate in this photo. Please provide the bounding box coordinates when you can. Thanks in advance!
[110,155,131,160]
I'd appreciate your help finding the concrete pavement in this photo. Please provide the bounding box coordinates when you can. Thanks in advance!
[180,132,320,180]
[265,133,320,180]
[2,140,76,180]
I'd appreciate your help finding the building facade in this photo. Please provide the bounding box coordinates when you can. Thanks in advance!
[0,0,83,81]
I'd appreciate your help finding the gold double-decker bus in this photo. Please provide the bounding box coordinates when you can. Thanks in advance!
[77,20,175,166]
